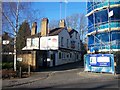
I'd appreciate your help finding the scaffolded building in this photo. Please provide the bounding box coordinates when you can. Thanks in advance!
[86,0,120,53]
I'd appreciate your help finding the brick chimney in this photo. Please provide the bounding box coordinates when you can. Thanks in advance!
[41,18,49,36]
[59,19,66,28]
[67,27,72,32]
[31,22,37,35]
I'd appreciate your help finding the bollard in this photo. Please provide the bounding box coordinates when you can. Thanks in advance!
[19,67,21,78]
[28,65,30,76]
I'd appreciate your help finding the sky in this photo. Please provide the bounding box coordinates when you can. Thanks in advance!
[32,2,86,20]
[2,1,87,35]
[31,2,87,32]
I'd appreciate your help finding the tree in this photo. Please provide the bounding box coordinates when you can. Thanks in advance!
[2,32,14,53]
[66,13,80,30]
[2,2,42,71]
[49,19,59,30]
[16,20,31,54]
[2,32,14,62]
[66,13,87,42]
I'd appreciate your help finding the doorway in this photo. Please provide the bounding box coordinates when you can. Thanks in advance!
[53,53,56,66]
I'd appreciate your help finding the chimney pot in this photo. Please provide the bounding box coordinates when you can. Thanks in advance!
[31,22,37,35]
[41,18,49,36]
[59,19,66,28]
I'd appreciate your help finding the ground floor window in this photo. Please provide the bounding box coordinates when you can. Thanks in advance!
[70,53,72,58]
[59,52,61,59]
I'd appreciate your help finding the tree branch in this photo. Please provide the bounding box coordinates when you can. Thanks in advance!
[2,10,17,34]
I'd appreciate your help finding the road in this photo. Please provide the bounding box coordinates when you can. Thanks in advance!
[2,61,120,89]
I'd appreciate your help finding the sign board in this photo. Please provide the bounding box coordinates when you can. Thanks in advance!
[31,38,39,48]
[17,58,22,62]
[89,55,110,67]
[26,38,39,50]
[84,54,115,74]
[27,38,31,47]
[40,36,58,50]
[3,40,10,45]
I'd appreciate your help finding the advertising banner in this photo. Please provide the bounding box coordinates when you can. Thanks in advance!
[31,38,39,48]
[89,54,110,67]
[84,54,115,74]
[24,38,39,50]
[40,36,58,50]
[27,38,31,47]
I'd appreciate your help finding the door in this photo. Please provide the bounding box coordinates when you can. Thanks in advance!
[53,53,56,66]
[42,51,47,67]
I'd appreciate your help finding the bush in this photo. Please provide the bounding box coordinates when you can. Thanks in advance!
[2,62,13,69]
[17,62,29,72]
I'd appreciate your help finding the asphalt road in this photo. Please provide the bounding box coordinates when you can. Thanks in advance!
[2,61,120,90]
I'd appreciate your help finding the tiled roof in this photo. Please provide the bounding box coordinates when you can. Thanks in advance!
[49,27,79,36]
[69,29,78,35]
[68,29,79,38]
[27,33,41,38]
[26,27,78,38]
[49,27,65,36]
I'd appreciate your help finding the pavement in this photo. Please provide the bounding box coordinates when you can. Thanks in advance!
[2,72,51,88]
[2,61,119,89]
[2,61,83,88]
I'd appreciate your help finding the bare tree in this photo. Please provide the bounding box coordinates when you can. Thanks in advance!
[66,13,80,30]
[2,2,42,71]
[79,13,87,42]
[49,19,59,30]
[66,13,87,42]
[49,13,87,41]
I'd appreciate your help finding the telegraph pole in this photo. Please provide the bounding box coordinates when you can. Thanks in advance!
[60,1,62,20]
[65,0,68,21]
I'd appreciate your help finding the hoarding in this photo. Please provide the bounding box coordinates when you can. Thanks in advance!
[40,36,58,50]
[84,54,115,74]
[27,38,39,48]
[89,55,110,67]
[31,38,39,48]
[23,38,39,50]
[27,38,31,47]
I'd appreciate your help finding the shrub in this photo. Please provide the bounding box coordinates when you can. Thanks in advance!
[2,62,13,69]
[17,62,29,72]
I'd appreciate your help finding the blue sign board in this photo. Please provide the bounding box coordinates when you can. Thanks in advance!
[84,54,115,74]
[89,54,111,67]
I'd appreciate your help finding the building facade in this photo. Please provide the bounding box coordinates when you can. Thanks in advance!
[86,0,120,53]
[19,18,81,69]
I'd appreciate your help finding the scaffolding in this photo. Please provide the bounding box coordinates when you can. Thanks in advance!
[86,0,120,53]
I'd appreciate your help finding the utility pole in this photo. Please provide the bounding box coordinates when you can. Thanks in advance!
[65,0,68,21]
[60,1,62,20]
